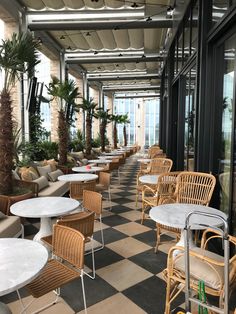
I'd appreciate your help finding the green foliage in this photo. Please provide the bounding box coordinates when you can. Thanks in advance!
[77,97,98,119]
[92,134,109,148]
[19,141,58,162]
[69,129,85,152]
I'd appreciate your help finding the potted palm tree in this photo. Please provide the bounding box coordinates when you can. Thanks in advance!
[0,32,40,195]
[120,113,130,146]
[94,108,111,152]
[77,97,98,156]
[46,76,80,165]
[111,114,123,149]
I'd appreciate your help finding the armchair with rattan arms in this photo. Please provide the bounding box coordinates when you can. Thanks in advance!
[155,171,216,252]
[163,228,236,314]
[142,172,180,220]
[95,171,111,209]
[70,180,96,201]
[42,211,96,280]
[24,225,87,314]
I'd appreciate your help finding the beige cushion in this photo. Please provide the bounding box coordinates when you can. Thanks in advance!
[174,247,224,290]
[28,167,39,179]
[0,212,6,219]
[0,216,22,238]
[42,159,58,171]
[38,181,69,197]
[33,176,49,191]
[48,169,64,182]
[37,165,51,178]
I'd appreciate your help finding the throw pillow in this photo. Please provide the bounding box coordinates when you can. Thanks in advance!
[37,165,51,179]
[33,176,49,191]
[21,169,33,182]
[48,169,64,182]
[47,159,58,171]
[28,167,39,179]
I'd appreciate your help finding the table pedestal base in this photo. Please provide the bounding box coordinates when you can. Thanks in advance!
[174,230,196,257]
[33,217,52,243]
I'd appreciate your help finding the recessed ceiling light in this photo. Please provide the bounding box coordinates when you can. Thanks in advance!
[131,2,139,8]
[86,32,91,36]
[67,46,72,49]
[60,35,65,40]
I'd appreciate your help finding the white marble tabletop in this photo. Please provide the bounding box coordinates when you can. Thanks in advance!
[0,238,48,296]
[10,197,80,242]
[88,159,113,164]
[139,175,159,185]
[98,156,114,159]
[137,158,151,163]
[150,203,227,230]
[72,166,104,173]
[10,196,80,218]
[102,152,124,156]
[58,173,98,182]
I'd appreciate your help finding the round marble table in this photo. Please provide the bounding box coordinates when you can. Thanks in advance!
[88,159,113,164]
[72,166,104,173]
[150,203,227,248]
[58,173,98,182]
[137,158,151,163]
[10,197,80,242]
[139,174,159,185]
[0,238,48,296]
[98,156,114,159]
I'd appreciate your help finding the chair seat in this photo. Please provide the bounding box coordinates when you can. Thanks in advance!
[173,248,225,290]
[157,223,180,233]
[26,259,81,298]
[143,196,158,206]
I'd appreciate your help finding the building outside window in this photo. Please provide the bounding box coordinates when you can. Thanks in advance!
[35,52,51,138]
[144,98,160,146]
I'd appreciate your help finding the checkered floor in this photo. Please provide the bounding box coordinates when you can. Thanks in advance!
[1,155,235,313]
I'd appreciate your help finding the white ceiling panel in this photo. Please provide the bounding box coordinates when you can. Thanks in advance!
[146,62,159,71]
[42,0,65,9]
[63,0,85,9]
[23,0,45,10]
[97,30,117,50]
[144,28,162,52]
[128,29,144,49]
[113,30,130,49]
[104,0,125,8]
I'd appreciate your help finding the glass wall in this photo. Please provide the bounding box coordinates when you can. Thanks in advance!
[0,19,4,90]
[145,98,160,146]
[114,98,137,145]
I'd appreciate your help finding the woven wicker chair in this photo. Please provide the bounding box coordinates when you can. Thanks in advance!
[148,158,173,174]
[70,180,96,201]
[42,211,96,279]
[83,190,104,252]
[155,171,216,252]
[141,172,181,243]
[25,225,87,313]
[95,171,112,209]
[163,228,236,314]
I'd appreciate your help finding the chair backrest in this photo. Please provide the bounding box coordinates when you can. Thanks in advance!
[157,172,182,204]
[83,190,102,215]
[149,158,173,174]
[52,224,85,269]
[70,180,96,200]
[0,195,10,215]
[99,171,111,188]
[57,211,95,238]
[175,171,216,205]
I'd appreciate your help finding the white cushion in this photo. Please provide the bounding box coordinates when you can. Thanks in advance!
[33,176,49,191]
[38,181,69,197]
[48,169,64,182]
[37,165,51,179]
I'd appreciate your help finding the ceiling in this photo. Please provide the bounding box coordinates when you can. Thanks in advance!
[1,0,176,96]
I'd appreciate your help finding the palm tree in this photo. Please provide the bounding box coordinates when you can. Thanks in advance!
[0,32,40,195]
[120,113,130,146]
[77,97,98,155]
[46,76,80,165]
[94,108,111,152]
[111,114,123,149]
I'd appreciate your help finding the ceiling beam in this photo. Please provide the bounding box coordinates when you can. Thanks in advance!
[28,18,172,31]
[103,86,159,92]
[88,74,160,81]
[115,94,159,99]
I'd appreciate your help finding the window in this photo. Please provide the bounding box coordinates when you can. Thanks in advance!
[144,98,160,146]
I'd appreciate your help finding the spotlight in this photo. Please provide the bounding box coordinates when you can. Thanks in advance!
[67,46,72,50]
[86,32,91,36]
[131,2,139,8]
[94,51,98,55]
[118,53,123,57]
[146,17,152,22]
[114,26,120,30]
[166,6,174,18]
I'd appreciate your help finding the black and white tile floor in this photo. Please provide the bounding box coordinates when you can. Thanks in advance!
[1,155,235,313]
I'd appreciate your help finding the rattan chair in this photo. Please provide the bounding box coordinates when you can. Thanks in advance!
[42,211,96,279]
[70,180,96,201]
[95,171,111,209]
[147,157,173,174]
[83,190,104,252]
[24,225,87,313]
[155,171,216,252]
[163,228,236,314]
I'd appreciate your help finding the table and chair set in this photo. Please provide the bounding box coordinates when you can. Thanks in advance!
[0,146,138,313]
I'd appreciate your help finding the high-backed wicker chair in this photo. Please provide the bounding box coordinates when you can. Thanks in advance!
[141,171,180,227]
[83,190,104,251]
[95,171,111,209]
[156,171,216,251]
[42,211,96,279]
[163,228,236,314]
[25,225,87,313]
[147,158,173,174]
[70,180,96,201]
